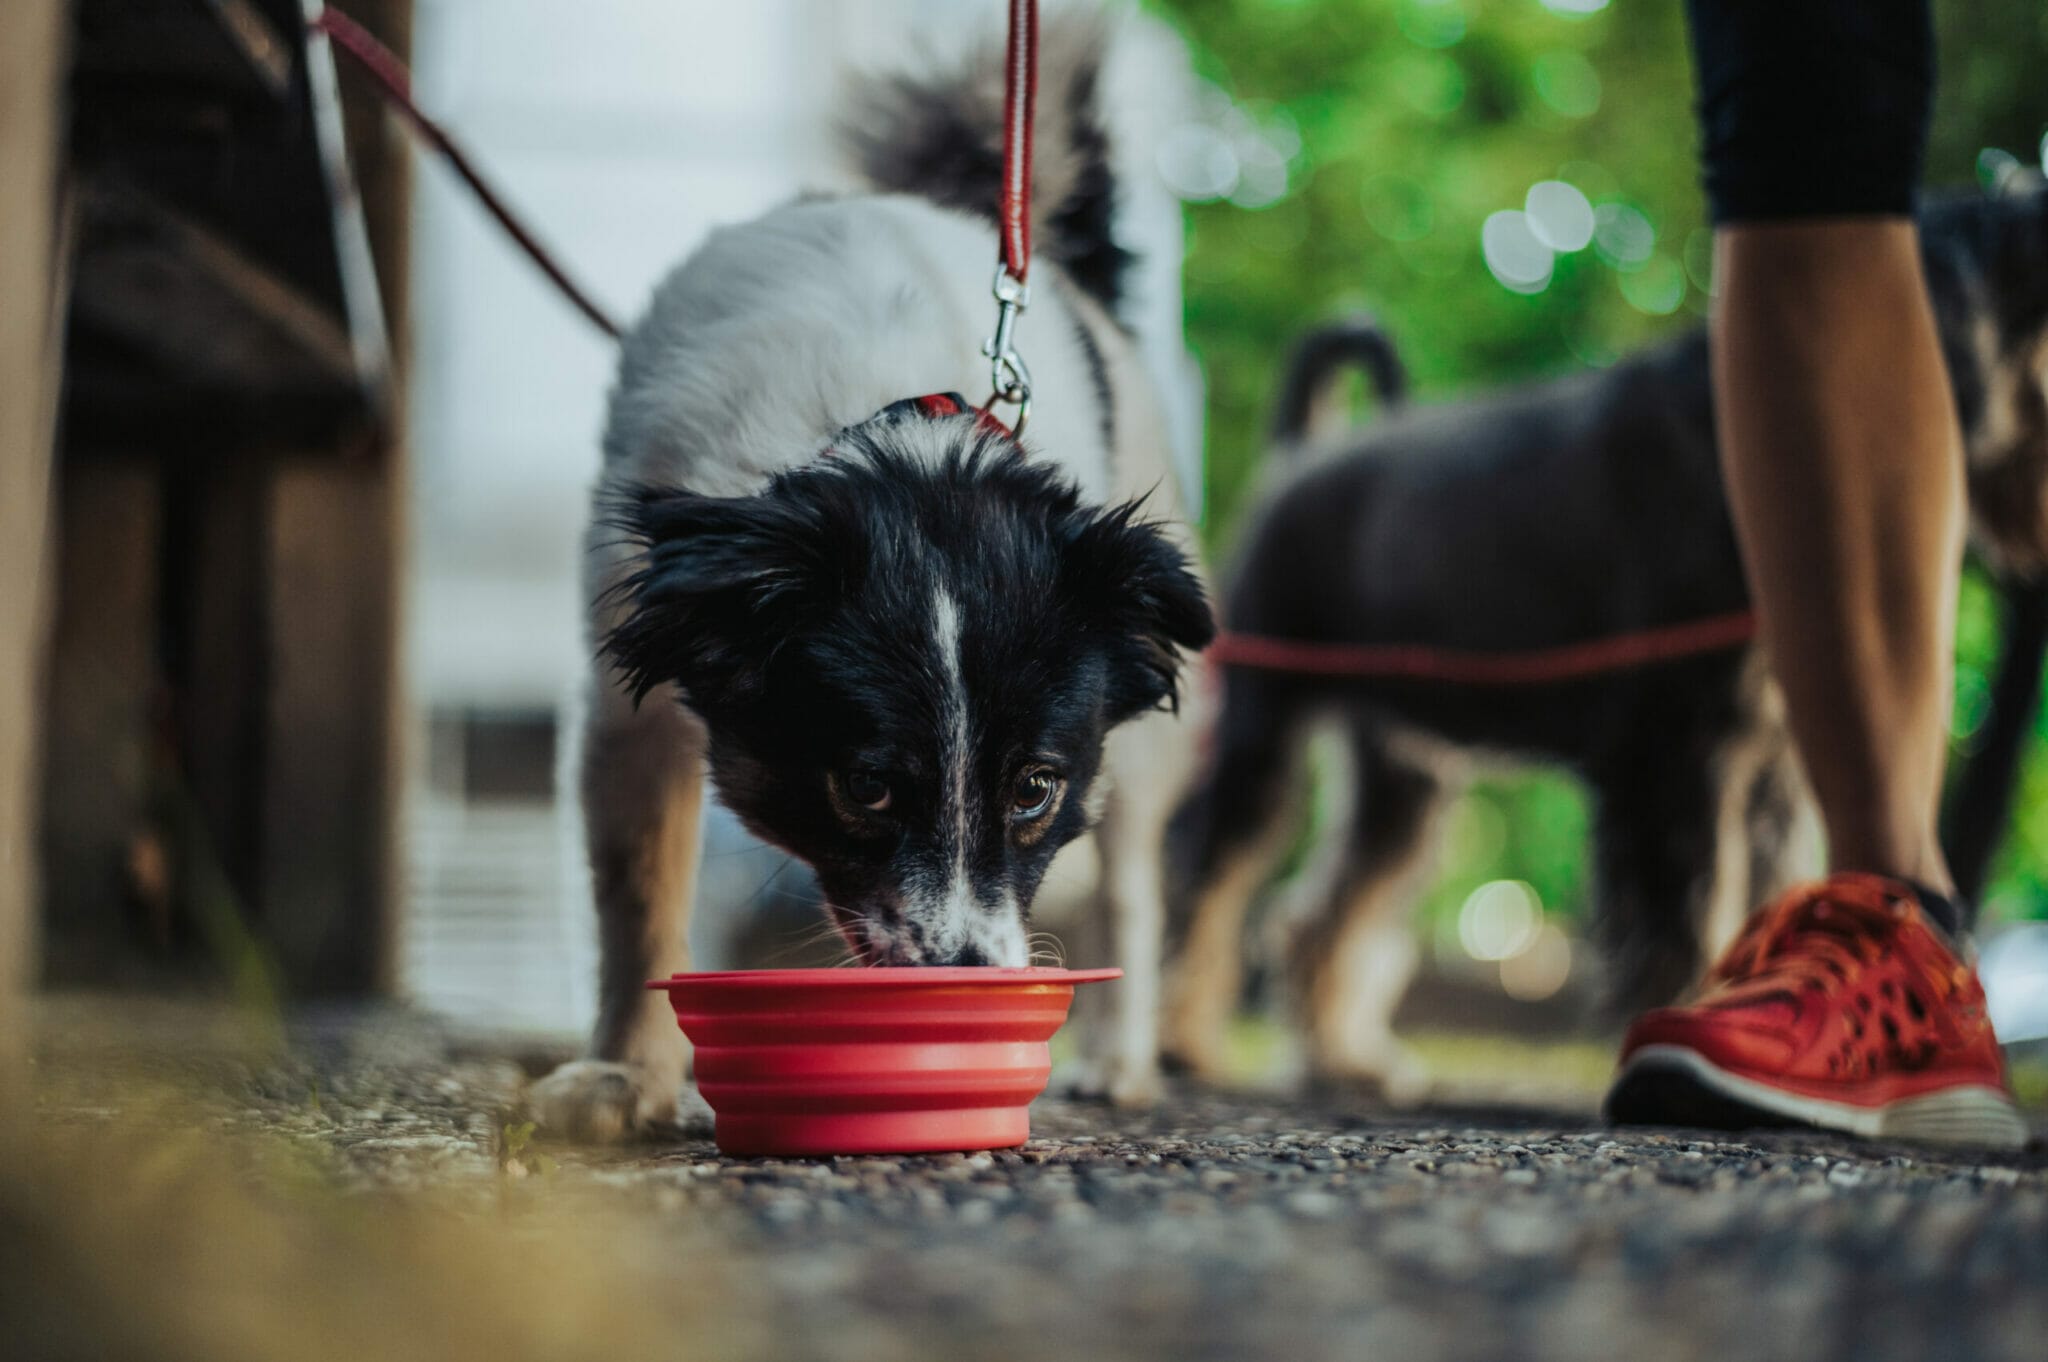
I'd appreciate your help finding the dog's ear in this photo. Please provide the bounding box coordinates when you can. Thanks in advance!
[1063,500,1215,720]
[602,487,825,710]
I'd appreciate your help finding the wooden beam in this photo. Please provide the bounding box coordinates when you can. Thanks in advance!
[38,464,162,983]
[0,0,65,1103]
[68,178,367,393]
[262,458,399,993]
[72,0,293,102]
[251,0,412,996]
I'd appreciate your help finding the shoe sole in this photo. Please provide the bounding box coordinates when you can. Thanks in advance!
[1606,1044,2031,1150]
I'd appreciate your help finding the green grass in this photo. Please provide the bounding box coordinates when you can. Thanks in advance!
[2010,1055,2048,1111]
[1211,1015,2047,1112]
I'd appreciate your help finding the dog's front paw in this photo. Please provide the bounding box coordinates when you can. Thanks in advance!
[1307,1044,1431,1108]
[1050,1055,1162,1109]
[528,1059,682,1144]
[1157,1036,1231,1085]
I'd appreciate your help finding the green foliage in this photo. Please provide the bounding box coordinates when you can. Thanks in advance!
[1955,574,2048,925]
[1153,0,2048,924]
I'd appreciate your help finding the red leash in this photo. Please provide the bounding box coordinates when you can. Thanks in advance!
[309,6,624,341]
[980,0,1037,433]
[1209,610,1759,684]
[998,0,1037,288]
[313,1,1756,687]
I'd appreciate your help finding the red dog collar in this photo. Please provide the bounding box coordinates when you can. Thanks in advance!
[874,392,1015,439]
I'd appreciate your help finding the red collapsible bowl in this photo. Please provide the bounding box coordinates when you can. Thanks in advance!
[647,967,1120,1157]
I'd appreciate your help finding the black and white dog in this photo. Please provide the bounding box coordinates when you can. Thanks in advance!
[1164,183,2048,1098]
[531,17,1213,1139]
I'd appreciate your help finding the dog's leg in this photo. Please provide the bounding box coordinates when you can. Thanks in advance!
[1158,684,1303,1082]
[1745,740,1823,911]
[1288,734,1444,1104]
[530,672,705,1143]
[1588,705,1733,1014]
[1698,662,1817,971]
[1695,714,1782,970]
[1081,704,1201,1107]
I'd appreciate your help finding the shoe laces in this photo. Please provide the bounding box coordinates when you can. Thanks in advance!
[1711,875,1961,1012]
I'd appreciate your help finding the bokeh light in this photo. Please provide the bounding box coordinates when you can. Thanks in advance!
[1361,173,1435,242]
[1524,180,1594,251]
[1499,922,1574,1001]
[1393,49,1469,117]
[1978,145,2023,194]
[1458,880,1544,961]
[1398,0,1467,50]
[1481,210,1553,294]
[1618,252,1685,315]
[1531,51,1601,119]
[1156,86,1299,209]
[1157,123,1236,202]
[1592,201,1654,268]
[1538,0,1610,15]
[1230,140,1290,209]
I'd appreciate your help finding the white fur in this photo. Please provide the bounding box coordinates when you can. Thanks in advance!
[911,585,1022,964]
[601,196,1114,504]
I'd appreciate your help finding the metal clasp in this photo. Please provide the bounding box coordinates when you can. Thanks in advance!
[982,267,1032,436]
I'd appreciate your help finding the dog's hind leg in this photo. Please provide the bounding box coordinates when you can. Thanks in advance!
[1742,738,1823,923]
[1158,678,1305,1082]
[1286,731,1446,1104]
[1587,699,1738,1015]
[530,671,705,1143]
[1682,655,1815,974]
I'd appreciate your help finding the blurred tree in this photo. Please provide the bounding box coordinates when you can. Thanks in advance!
[1155,0,2048,929]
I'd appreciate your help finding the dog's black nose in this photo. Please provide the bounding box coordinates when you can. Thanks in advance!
[944,942,992,967]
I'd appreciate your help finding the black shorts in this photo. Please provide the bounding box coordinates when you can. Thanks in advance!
[1685,0,1933,224]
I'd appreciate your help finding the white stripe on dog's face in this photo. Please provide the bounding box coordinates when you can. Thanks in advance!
[933,587,971,916]
[880,585,1025,967]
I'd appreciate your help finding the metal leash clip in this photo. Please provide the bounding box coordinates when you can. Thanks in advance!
[982,267,1032,436]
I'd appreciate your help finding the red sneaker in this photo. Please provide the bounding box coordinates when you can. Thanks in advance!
[1606,872,2029,1148]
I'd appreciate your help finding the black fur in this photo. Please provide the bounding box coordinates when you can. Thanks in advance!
[1924,187,2048,573]
[1269,315,1408,446]
[1070,311,1117,453]
[607,422,1211,964]
[840,29,1134,319]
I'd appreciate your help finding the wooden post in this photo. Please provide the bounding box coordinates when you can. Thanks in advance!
[39,465,160,982]
[263,459,403,993]
[259,0,413,994]
[0,0,65,1099]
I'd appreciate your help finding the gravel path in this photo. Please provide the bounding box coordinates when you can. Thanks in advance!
[30,1003,2048,1362]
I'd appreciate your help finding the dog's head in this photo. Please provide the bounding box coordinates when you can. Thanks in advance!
[1930,180,2048,576]
[605,414,1213,966]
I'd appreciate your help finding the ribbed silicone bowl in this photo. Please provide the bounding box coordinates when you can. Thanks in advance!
[647,967,1120,1157]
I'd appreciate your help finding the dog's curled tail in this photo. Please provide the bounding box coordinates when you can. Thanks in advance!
[1270,316,1408,449]
[839,12,1130,317]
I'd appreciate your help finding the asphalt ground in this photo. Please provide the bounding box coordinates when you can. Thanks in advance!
[16,1001,2048,1362]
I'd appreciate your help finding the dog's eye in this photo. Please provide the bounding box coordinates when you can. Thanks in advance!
[1011,769,1061,821]
[843,769,891,811]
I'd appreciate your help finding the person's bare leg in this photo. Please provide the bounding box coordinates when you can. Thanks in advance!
[1709,220,1964,894]
[1608,0,2023,1147]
